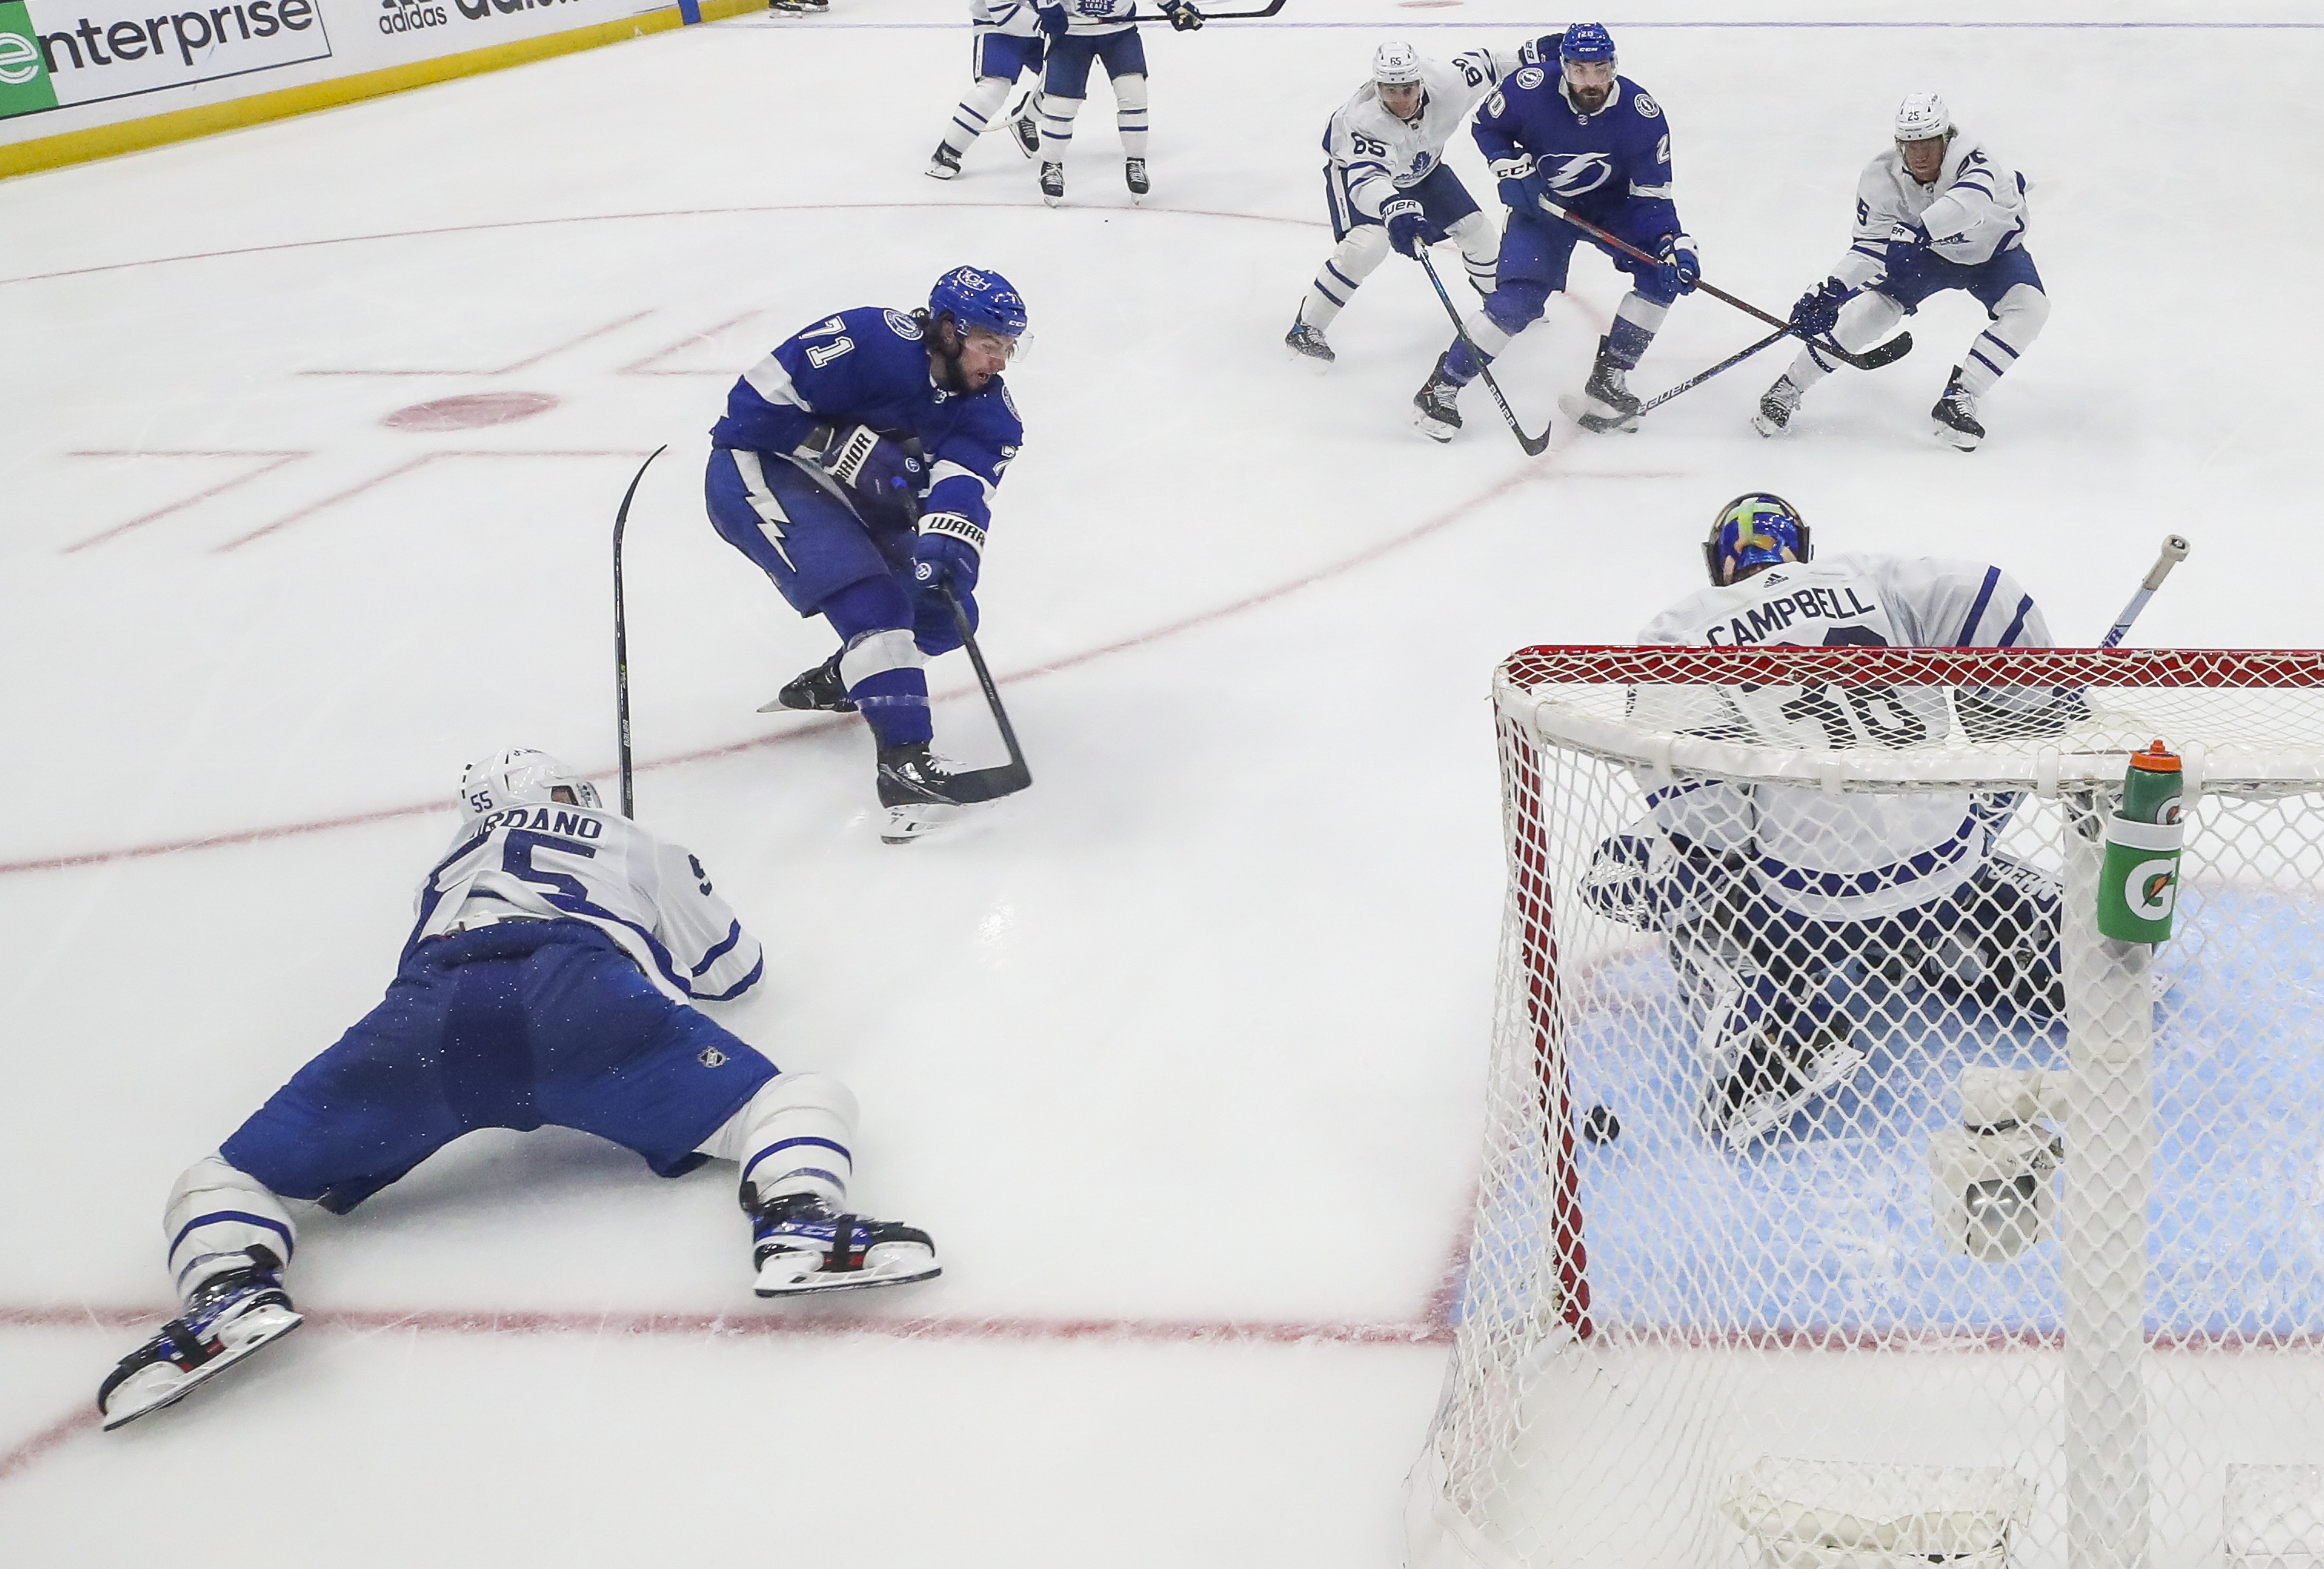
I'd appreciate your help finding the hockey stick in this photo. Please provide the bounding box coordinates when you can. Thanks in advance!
[1629,324,1790,420]
[2101,534,2191,648]
[934,583,1034,804]
[1131,0,1284,19]
[1417,250,1553,457]
[611,444,667,819]
[1533,197,1912,371]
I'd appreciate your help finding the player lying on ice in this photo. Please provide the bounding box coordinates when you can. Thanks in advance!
[1413,22,1697,440]
[98,748,939,1431]
[1754,91,2048,452]
[1585,496,2076,1145]
[706,266,1027,843]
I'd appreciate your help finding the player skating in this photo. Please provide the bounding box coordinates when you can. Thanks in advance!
[706,266,1027,843]
[97,749,939,1431]
[926,0,1048,180]
[1412,23,1697,440]
[1285,40,1521,367]
[1029,0,1202,206]
[1588,496,2070,1145]
[1754,93,2046,451]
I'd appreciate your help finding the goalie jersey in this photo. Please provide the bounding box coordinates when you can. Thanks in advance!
[1322,47,1522,221]
[1631,553,2054,922]
[1833,136,2031,289]
[406,803,764,1004]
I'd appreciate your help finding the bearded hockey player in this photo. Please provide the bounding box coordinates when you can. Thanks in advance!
[707,266,1027,843]
[1754,92,2046,451]
[97,749,939,1431]
[1413,22,1697,440]
[1588,496,2071,1145]
[1285,39,1521,367]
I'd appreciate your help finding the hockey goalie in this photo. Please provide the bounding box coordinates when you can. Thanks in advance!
[1584,494,2076,1145]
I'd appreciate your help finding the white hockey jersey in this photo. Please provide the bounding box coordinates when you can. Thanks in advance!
[1038,0,1133,37]
[973,0,1043,39]
[1632,554,2053,922]
[1323,48,1521,221]
[407,803,764,1004]
[1830,135,2031,289]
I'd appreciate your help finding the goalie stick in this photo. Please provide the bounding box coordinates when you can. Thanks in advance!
[2102,534,2192,648]
[933,583,1033,803]
[611,444,666,819]
[1533,196,1913,372]
[1418,251,1553,457]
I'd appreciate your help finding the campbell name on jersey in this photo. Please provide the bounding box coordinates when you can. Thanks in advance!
[1322,47,1520,220]
[407,806,764,1005]
[1474,65,1676,231]
[1632,554,2053,922]
[1832,135,2030,288]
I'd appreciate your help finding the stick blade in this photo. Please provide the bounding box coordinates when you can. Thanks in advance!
[944,760,1033,804]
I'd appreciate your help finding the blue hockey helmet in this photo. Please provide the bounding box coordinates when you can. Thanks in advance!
[1560,22,1616,63]
[1704,493,1811,586]
[928,265,1029,341]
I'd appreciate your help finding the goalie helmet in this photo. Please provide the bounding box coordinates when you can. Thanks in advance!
[458,747,601,820]
[1703,492,1811,586]
[1894,91,1953,144]
[928,265,1029,341]
[1371,41,1423,86]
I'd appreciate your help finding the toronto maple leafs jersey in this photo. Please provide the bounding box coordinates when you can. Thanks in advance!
[1036,0,1133,35]
[1472,62,1676,234]
[1631,554,2054,922]
[973,0,1043,39]
[711,304,1023,543]
[406,804,764,1005]
[1830,135,2031,288]
[1322,47,1523,221]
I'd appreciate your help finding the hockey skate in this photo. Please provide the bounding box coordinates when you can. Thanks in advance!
[1413,351,1464,442]
[749,1191,941,1297]
[760,650,856,714]
[1701,990,1865,1148]
[1284,312,1334,367]
[1039,161,1065,207]
[1932,369,1985,451]
[876,740,969,843]
[1751,374,1805,437]
[1006,93,1041,158]
[97,1251,303,1431]
[1125,158,1149,203]
[925,143,963,181]
[1559,335,1642,434]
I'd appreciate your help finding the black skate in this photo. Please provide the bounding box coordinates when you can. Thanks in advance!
[1752,374,1804,437]
[1933,368,1985,451]
[748,1191,941,1297]
[763,650,855,714]
[1125,158,1149,202]
[1006,92,1041,158]
[1413,351,1463,442]
[926,143,963,181]
[97,1250,303,1430]
[1562,335,1642,433]
[1039,161,1065,207]
[876,740,972,843]
[1284,314,1334,367]
[1703,999,1864,1148]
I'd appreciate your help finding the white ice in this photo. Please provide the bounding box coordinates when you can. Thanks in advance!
[1,1,2319,1562]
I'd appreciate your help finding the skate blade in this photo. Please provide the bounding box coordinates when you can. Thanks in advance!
[880,800,963,844]
[1934,424,1983,452]
[1413,411,1458,444]
[1716,1042,1869,1149]
[1558,393,1640,434]
[1750,412,1793,439]
[755,1252,943,1298]
[924,165,960,182]
[1285,345,1334,374]
[101,1309,303,1431]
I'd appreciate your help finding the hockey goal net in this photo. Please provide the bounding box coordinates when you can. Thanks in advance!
[1410,647,2324,1569]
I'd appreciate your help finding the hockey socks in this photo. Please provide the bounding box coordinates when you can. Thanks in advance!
[823,582,933,749]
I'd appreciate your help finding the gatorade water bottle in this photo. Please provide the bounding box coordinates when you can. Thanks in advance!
[2096,741,2184,944]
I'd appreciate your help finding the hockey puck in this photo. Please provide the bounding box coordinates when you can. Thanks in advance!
[1581,1105,1621,1145]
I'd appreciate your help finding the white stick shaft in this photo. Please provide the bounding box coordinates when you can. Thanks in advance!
[2100,534,2190,648]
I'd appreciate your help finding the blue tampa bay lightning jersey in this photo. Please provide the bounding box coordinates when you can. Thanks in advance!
[1472,59,1677,238]
[711,304,1024,538]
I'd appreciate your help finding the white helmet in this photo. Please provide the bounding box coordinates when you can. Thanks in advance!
[458,747,601,819]
[1371,42,1423,86]
[1894,91,1953,143]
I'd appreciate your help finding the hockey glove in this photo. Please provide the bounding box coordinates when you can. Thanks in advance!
[912,516,983,597]
[1789,278,1850,337]
[1657,233,1701,296]
[1035,2,1066,38]
[1382,198,1428,259]
[818,424,926,511]
[1883,218,1928,258]
[1159,0,1202,29]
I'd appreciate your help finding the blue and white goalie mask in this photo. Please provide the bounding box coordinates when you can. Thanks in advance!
[458,747,602,819]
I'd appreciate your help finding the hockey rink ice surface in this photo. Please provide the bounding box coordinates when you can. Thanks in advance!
[3,2,2322,1564]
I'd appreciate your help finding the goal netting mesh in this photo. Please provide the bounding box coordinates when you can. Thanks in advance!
[1409,648,2324,1569]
